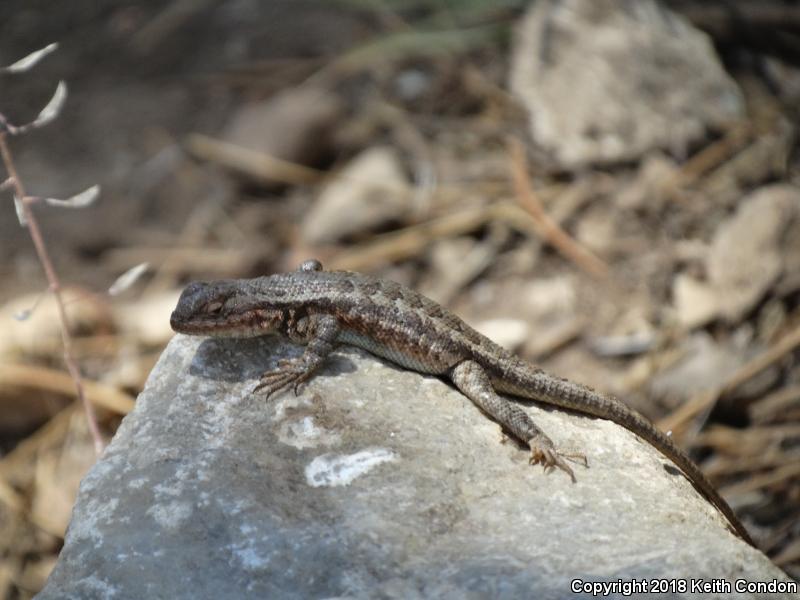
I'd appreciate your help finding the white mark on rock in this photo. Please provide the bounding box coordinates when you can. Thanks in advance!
[278,416,341,449]
[305,448,397,487]
[229,540,270,571]
[227,528,270,571]
[272,393,313,421]
[153,481,182,498]
[221,498,252,516]
[70,497,119,545]
[236,546,269,570]
[78,575,119,598]
[147,500,193,529]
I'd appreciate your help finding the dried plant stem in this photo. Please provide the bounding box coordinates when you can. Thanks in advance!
[507,137,609,278]
[0,132,105,455]
[659,323,800,438]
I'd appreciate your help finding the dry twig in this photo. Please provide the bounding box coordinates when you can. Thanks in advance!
[659,324,800,436]
[328,201,550,272]
[507,137,609,278]
[719,462,800,498]
[0,363,135,415]
[1,46,105,454]
[186,134,323,186]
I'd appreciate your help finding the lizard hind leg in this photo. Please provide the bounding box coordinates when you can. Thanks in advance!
[451,360,584,482]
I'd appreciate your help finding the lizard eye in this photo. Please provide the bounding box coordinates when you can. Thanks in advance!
[204,301,224,314]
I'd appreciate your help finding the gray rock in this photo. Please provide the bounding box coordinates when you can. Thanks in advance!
[509,0,744,169]
[39,335,790,599]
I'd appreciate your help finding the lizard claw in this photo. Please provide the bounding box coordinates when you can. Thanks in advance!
[527,434,584,483]
[254,359,313,399]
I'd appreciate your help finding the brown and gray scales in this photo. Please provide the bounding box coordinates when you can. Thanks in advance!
[170,259,754,547]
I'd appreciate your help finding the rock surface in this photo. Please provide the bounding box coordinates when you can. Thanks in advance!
[509,0,743,169]
[39,335,790,599]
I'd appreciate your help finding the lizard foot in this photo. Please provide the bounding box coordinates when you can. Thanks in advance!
[254,358,313,400]
[527,434,586,483]
[498,428,510,444]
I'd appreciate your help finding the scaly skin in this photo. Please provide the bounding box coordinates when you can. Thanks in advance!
[170,259,754,546]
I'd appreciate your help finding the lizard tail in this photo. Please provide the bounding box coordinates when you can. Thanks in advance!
[580,391,754,547]
[501,372,755,547]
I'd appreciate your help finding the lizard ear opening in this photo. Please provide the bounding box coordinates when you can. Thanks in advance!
[204,300,224,315]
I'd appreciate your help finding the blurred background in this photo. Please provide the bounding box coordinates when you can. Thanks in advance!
[1,0,799,595]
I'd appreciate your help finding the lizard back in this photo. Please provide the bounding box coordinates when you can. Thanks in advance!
[257,269,517,375]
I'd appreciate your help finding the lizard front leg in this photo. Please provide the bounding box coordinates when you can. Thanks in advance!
[255,314,340,399]
[451,360,579,482]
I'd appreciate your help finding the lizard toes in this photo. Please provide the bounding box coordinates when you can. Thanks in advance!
[255,371,294,399]
[527,435,577,483]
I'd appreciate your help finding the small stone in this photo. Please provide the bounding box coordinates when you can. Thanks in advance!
[222,86,341,171]
[650,333,746,405]
[521,276,576,319]
[509,0,743,169]
[473,318,530,352]
[302,146,411,244]
[707,184,800,322]
[616,152,680,210]
[673,273,719,329]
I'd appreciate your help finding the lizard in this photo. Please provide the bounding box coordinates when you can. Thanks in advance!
[170,259,754,546]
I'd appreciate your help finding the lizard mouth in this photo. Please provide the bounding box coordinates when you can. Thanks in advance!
[170,311,277,338]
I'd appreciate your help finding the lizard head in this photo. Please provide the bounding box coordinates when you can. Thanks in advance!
[170,280,284,338]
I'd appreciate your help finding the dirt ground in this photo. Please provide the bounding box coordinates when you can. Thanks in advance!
[1,1,799,596]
